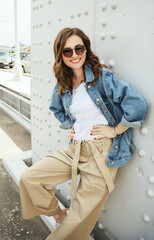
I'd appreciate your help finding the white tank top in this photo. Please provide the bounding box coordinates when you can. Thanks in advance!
[69,82,108,140]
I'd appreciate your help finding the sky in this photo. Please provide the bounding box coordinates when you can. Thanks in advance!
[0,0,31,46]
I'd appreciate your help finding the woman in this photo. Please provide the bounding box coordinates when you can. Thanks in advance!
[19,28,149,240]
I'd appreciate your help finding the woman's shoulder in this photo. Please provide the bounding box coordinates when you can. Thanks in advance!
[54,83,59,89]
[52,83,59,93]
[51,83,61,98]
[101,65,114,76]
[98,66,114,86]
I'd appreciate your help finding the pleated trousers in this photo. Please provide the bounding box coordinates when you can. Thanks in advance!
[19,138,118,240]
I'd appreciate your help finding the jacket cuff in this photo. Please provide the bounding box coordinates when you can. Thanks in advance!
[121,116,144,128]
[59,119,73,129]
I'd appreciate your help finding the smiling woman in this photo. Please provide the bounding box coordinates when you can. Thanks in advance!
[19,27,149,240]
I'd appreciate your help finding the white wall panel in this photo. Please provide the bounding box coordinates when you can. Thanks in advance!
[94,1,154,240]
[31,0,154,239]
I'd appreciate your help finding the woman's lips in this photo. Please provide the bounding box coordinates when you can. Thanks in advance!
[70,58,81,64]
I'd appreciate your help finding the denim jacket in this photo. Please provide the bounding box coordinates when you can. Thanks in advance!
[49,64,149,168]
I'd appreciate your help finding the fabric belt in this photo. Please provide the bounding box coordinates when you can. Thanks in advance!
[70,140,115,199]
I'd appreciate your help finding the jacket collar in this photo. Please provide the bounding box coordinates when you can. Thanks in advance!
[63,64,94,93]
[84,64,94,83]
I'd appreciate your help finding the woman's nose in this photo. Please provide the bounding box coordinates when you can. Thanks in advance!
[72,50,78,58]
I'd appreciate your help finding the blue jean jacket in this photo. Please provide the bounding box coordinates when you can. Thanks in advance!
[49,64,149,167]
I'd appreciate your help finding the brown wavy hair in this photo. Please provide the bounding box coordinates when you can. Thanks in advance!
[53,27,110,97]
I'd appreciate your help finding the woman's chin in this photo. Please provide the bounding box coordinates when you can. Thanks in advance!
[69,62,84,70]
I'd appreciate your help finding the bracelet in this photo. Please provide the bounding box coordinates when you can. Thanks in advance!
[112,127,117,137]
[112,126,121,137]
[115,126,121,135]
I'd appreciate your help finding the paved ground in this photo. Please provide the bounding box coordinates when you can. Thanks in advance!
[0,162,51,240]
[0,108,51,240]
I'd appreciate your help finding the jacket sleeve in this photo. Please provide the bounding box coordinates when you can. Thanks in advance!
[103,68,149,128]
[49,84,73,129]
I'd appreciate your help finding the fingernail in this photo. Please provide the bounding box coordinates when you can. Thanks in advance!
[94,138,96,140]
[73,131,75,133]
[90,133,92,135]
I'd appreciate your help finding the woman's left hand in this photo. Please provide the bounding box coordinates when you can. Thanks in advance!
[90,124,115,139]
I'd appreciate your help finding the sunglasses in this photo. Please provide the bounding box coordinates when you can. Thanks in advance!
[62,44,85,58]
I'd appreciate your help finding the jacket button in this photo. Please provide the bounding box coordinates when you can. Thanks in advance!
[111,161,114,165]
[96,98,100,101]
[112,121,115,125]
[115,145,118,149]
[104,110,108,113]
[88,85,91,88]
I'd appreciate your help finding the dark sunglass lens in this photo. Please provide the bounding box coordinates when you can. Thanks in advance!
[75,45,85,55]
[63,48,73,58]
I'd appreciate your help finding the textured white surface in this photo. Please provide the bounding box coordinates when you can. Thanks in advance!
[31,0,154,239]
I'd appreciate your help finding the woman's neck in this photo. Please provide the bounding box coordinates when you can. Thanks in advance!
[72,68,85,88]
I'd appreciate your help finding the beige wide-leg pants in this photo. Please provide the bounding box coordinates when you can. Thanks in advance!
[19,138,118,240]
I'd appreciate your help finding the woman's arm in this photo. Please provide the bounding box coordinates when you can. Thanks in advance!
[91,68,149,139]
[49,84,73,129]
[102,68,149,128]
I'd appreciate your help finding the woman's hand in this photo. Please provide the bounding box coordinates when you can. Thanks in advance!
[90,124,115,139]
[69,127,75,141]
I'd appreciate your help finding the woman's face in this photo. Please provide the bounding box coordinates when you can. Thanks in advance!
[62,35,86,71]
